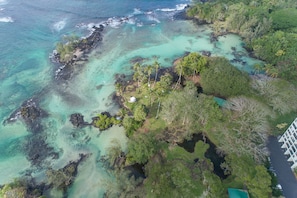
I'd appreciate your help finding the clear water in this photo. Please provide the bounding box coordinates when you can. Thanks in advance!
[0,0,262,196]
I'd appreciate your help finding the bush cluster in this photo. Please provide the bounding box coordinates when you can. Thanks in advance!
[92,113,121,131]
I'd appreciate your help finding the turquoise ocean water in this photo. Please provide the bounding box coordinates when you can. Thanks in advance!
[0,0,261,197]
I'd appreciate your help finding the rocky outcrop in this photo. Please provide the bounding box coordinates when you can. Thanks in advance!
[46,153,90,191]
[4,98,59,166]
[70,113,89,127]
[53,25,104,81]
[231,47,247,65]
[113,152,126,168]
[5,98,47,133]
[201,50,211,57]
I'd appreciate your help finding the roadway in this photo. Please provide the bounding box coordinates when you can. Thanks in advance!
[268,136,297,198]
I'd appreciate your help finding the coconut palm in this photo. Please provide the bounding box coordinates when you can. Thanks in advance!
[133,63,144,86]
[253,63,263,74]
[153,61,160,87]
[145,65,153,87]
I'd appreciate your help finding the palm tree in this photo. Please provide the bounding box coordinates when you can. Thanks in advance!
[117,108,127,119]
[269,67,279,78]
[264,63,278,78]
[253,63,263,74]
[153,61,160,88]
[133,63,143,87]
[115,83,123,96]
[145,65,153,88]
[175,62,184,89]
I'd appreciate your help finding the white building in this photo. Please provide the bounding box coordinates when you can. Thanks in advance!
[278,118,297,169]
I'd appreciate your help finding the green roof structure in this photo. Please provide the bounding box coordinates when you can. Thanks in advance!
[228,188,249,198]
[214,97,226,107]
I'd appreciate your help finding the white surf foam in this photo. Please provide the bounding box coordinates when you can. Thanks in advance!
[157,4,189,12]
[133,8,142,15]
[53,19,67,32]
[146,14,160,23]
[0,16,13,22]
[75,3,189,32]
[0,0,7,5]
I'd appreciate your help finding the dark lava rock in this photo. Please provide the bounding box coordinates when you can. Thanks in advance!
[210,33,218,43]
[173,8,190,21]
[113,152,126,168]
[45,153,90,194]
[70,113,89,128]
[54,25,104,81]
[24,134,58,166]
[129,56,148,65]
[201,50,211,57]
[77,25,104,51]
[5,98,47,133]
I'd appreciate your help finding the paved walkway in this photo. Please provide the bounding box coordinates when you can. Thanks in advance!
[268,136,297,198]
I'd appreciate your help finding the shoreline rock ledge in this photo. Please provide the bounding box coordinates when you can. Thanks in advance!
[52,25,104,81]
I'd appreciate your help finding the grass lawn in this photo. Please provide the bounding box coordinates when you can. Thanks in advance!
[270,112,297,136]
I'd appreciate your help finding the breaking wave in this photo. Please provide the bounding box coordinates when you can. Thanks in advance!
[53,19,67,31]
[0,16,13,22]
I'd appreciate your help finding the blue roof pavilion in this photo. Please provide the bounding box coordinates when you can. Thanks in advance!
[228,188,249,198]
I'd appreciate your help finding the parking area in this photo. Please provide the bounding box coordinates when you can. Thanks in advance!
[267,136,297,198]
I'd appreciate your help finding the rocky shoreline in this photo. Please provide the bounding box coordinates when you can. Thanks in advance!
[52,25,105,81]
[1,20,112,195]
[0,153,90,198]
[4,98,47,133]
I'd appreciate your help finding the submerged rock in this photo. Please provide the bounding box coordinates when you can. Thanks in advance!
[0,180,45,198]
[210,33,218,43]
[46,153,90,191]
[113,152,126,168]
[201,50,211,57]
[24,134,58,166]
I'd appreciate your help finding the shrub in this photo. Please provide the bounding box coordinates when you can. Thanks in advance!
[93,113,121,131]
[200,57,250,98]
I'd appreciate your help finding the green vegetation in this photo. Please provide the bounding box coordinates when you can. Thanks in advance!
[0,182,27,198]
[5,1,297,197]
[160,83,222,142]
[187,0,297,82]
[200,57,250,98]
[46,162,78,190]
[126,133,160,164]
[175,52,207,83]
[115,48,291,197]
[269,112,297,136]
[122,116,143,137]
[271,8,297,30]
[92,113,121,131]
[56,35,79,63]
[224,154,272,198]
[0,180,43,198]
[251,77,297,115]
[252,31,297,80]
[101,140,144,197]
